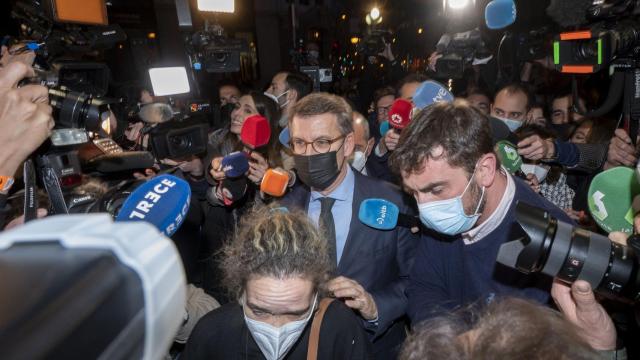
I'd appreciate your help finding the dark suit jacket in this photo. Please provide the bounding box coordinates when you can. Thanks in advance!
[280,168,418,358]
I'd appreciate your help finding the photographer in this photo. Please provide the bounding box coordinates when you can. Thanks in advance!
[0,59,54,229]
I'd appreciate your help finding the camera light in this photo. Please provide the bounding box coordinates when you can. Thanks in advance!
[149,67,191,97]
[197,0,234,13]
[370,7,380,20]
[447,0,470,9]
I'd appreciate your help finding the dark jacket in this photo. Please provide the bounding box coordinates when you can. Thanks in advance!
[280,169,418,359]
[182,300,373,360]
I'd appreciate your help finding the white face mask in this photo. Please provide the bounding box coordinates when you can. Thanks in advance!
[349,144,370,173]
[520,163,550,183]
[495,116,523,132]
[275,90,290,109]
[243,293,317,360]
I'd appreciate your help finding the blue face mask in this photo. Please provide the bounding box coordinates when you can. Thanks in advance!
[495,116,523,132]
[417,168,485,235]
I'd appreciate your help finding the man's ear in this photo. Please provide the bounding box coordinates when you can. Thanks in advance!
[288,89,299,103]
[343,132,355,158]
[366,137,375,157]
[476,153,497,188]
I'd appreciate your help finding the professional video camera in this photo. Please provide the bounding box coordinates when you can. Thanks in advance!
[11,0,127,147]
[185,21,247,73]
[548,0,640,144]
[434,29,491,79]
[497,202,640,304]
[358,29,392,57]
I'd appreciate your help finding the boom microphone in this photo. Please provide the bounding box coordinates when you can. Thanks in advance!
[546,0,591,27]
[485,0,517,30]
[388,99,413,130]
[115,174,191,237]
[241,114,272,149]
[412,80,454,111]
[138,103,175,124]
[358,198,420,230]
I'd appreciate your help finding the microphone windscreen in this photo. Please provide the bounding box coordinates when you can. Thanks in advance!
[358,198,400,230]
[388,99,413,130]
[546,0,590,27]
[221,151,249,178]
[138,103,174,124]
[221,177,248,206]
[241,115,272,149]
[279,127,290,148]
[115,174,191,236]
[494,140,523,175]
[485,0,516,30]
[260,168,290,197]
[379,121,390,137]
[588,167,640,234]
[412,80,454,110]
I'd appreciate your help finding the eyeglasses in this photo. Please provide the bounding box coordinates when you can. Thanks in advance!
[290,135,345,154]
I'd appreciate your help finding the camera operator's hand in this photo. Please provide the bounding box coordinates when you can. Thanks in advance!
[517,135,555,161]
[0,62,53,177]
[551,279,617,351]
[209,157,226,182]
[0,44,36,68]
[161,157,204,178]
[524,173,540,193]
[604,129,637,170]
[247,151,268,185]
[427,52,443,72]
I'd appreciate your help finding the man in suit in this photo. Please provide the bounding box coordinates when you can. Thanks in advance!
[280,92,418,359]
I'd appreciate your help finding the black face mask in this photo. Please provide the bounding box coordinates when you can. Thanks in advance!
[550,123,574,141]
[294,151,341,190]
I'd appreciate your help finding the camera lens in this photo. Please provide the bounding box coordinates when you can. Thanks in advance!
[169,135,192,151]
[497,201,640,303]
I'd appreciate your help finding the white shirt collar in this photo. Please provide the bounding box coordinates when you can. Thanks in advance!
[462,169,515,245]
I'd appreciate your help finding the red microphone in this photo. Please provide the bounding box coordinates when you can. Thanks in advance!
[241,115,272,149]
[388,99,413,130]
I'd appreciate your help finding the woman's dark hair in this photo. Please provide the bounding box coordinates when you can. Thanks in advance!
[248,91,283,168]
[584,117,617,144]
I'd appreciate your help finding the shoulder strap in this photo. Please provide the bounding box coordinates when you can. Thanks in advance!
[306,298,335,360]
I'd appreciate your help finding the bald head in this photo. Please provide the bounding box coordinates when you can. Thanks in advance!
[352,112,374,157]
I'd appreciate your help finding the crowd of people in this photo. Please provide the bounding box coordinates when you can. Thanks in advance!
[0,36,638,359]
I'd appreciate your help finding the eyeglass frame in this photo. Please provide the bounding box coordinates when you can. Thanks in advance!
[289,135,346,155]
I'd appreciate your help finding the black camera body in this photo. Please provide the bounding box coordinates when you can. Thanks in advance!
[434,29,487,79]
[147,117,209,160]
[187,26,248,73]
[358,30,392,56]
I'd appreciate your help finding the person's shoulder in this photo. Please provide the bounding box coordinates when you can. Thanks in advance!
[321,299,366,332]
[512,177,574,223]
[354,170,405,200]
[190,302,244,339]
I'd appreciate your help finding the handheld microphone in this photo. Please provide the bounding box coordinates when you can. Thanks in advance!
[358,198,420,230]
[388,99,413,130]
[260,168,290,197]
[495,140,525,177]
[220,177,248,206]
[379,121,390,137]
[412,80,454,111]
[138,103,174,124]
[221,152,250,178]
[279,127,290,148]
[240,114,271,149]
[485,0,517,30]
[588,167,640,235]
[115,174,191,237]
